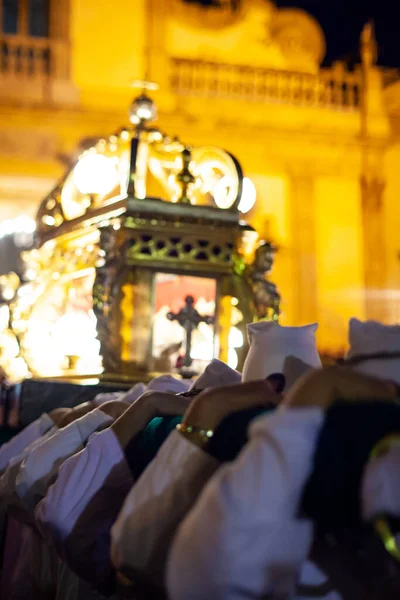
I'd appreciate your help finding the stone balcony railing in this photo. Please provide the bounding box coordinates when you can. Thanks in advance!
[0,34,71,103]
[170,57,362,111]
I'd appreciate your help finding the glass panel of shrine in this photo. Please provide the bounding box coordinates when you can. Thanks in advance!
[152,273,217,374]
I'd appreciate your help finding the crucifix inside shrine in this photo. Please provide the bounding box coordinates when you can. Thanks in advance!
[151,273,217,376]
[168,295,215,370]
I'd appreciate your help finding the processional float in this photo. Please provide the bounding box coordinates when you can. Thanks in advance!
[0,86,280,383]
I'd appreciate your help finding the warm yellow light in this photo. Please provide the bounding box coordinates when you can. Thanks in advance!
[238,177,257,214]
[73,154,118,196]
[52,312,100,359]
[213,176,237,209]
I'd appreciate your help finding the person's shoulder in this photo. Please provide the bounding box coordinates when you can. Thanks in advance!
[249,407,325,439]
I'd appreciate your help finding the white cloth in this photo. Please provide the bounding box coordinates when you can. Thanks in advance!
[147,375,190,394]
[348,317,400,384]
[35,372,190,595]
[0,426,59,524]
[1,410,112,600]
[93,392,122,406]
[167,408,324,600]
[0,413,54,473]
[362,444,400,521]
[0,426,59,600]
[36,428,133,593]
[1,517,59,600]
[242,321,321,387]
[119,382,147,403]
[111,430,219,585]
[93,383,147,406]
[190,358,241,390]
[16,409,113,515]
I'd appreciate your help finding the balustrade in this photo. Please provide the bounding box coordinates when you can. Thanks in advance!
[0,34,69,102]
[170,57,362,111]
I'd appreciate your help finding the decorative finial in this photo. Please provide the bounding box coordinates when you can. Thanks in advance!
[131,79,159,92]
[176,147,196,204]
[128,80,159,126]
[360,20,377,67]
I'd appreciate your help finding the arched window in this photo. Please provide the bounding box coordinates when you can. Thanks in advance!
[2,0,50,37]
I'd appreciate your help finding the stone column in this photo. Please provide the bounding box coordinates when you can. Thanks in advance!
[360,175,388,322]
[289,170,318,326]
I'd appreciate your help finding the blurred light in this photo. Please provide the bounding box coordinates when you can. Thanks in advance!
[191,342,214,361]
[212,176,237,210]
[228,326,244,348]
[2,287,15,301]
[73,154,118,196]
[0,217,36,240]
[42,215,55,226]
[238,177,257,214]
[0,305,9,329]
[147,129,163,142]
[52,312,100,359]
[228,348,238,370]
[241,226,259,258]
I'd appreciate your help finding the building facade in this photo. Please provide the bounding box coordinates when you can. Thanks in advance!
[1,0,399,354]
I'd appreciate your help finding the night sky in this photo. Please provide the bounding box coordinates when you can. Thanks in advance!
[276,0,400,67]
[186,0,400,67]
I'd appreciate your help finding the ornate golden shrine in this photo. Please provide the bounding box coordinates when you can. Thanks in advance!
[0,90,279,382]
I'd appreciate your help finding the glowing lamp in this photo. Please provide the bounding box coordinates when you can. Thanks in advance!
[73,154,118,196]
[238,177,256,214]
[129,94,157,124]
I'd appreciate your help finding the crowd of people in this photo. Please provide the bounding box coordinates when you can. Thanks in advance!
[0,317,399,599]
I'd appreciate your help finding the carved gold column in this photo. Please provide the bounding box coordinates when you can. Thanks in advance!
[289,170,318,326]
[359,22,389,322]
[218,294,232,365]
[360,176,387,321]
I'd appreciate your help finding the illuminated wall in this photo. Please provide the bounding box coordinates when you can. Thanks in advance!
[315,177,365,352]
[384,143,400,323]
[0,0,398,354]
[70,0,147,109]
[246,174,293,325]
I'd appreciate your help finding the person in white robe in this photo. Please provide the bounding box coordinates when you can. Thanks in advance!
[0,424,61,600]
[110,382,278,592]
[0,400,127,600]
[34,373,190,596]
[109,323,320,591]
[0,407,70,474]
[166,366,400,600]
[93,382,147,407]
